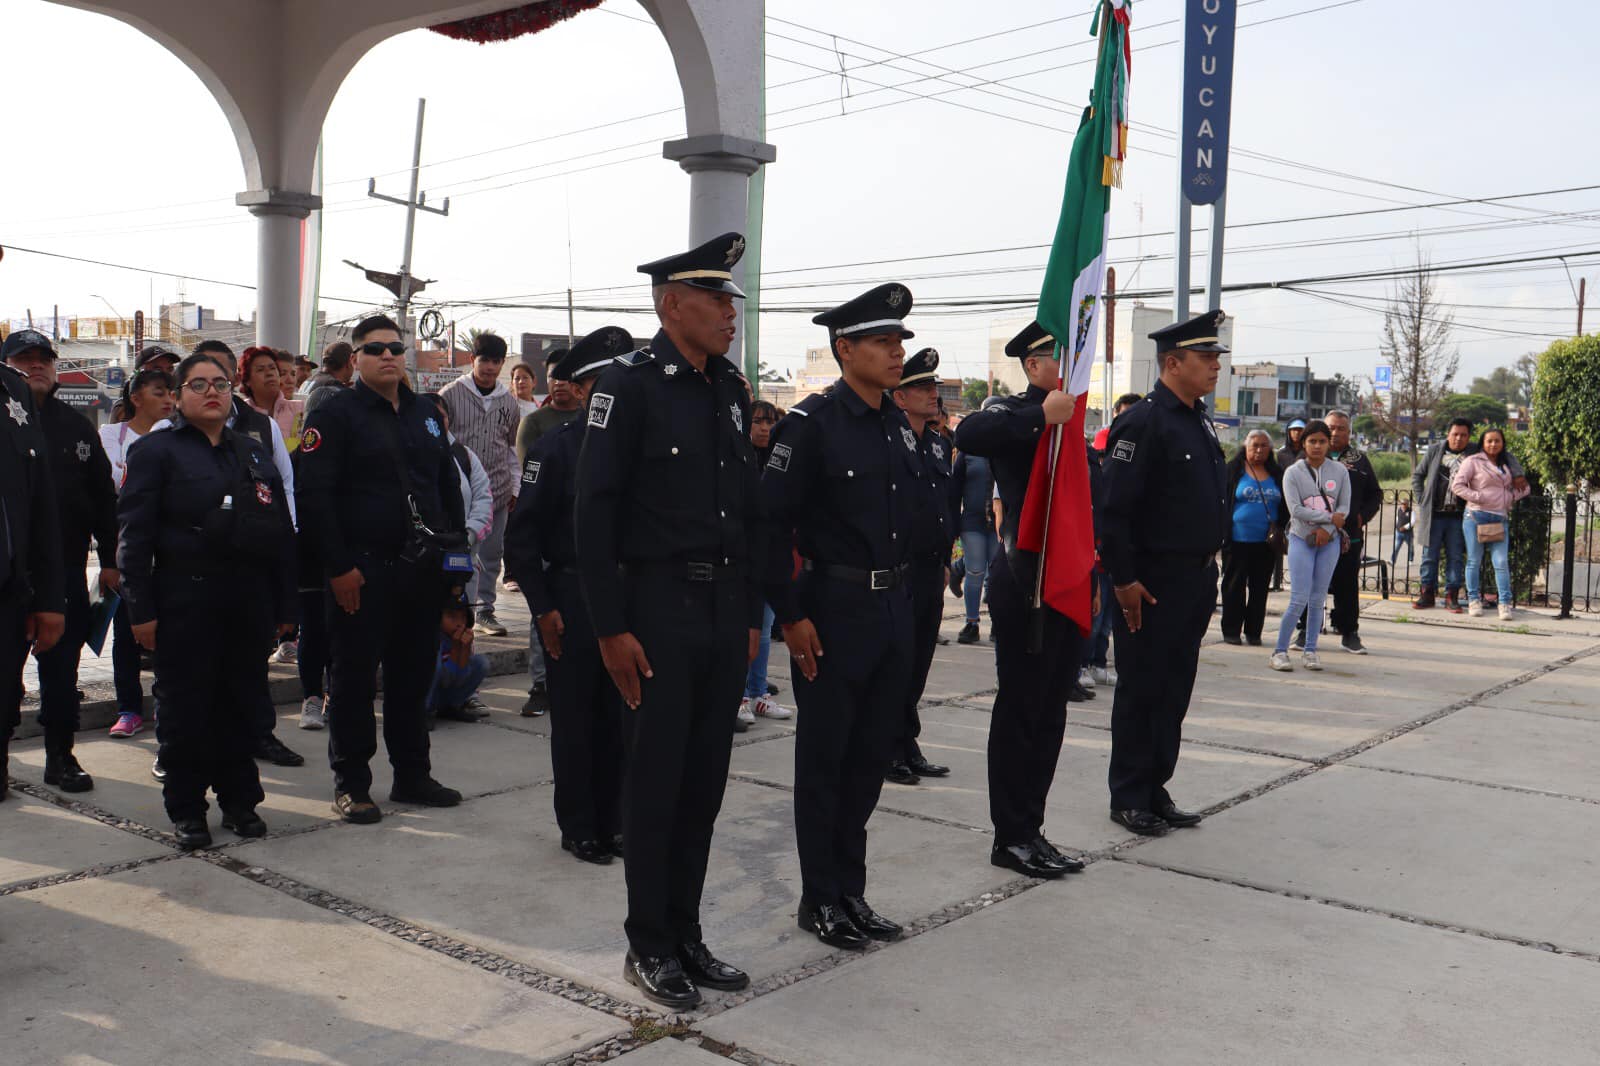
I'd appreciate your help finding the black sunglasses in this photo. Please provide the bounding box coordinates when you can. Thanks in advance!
[359,341,407,357]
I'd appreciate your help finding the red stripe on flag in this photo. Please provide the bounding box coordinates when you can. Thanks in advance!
[1014,393,1097,635]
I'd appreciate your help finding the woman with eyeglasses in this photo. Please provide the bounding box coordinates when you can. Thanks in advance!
[118,352,297,848]
[100,366,176,739]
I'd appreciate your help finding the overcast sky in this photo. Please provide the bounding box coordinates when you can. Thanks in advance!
[3,0,1596,391]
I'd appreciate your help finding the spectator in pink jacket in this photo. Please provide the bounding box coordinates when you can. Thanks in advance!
[1450,427,1530,620]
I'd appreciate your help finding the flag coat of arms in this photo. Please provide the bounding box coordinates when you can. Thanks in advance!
[1015,0,1132,635]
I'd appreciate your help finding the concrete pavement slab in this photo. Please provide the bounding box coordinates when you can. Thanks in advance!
[613,1039,731,1065]
[231,780,1019,1010]
[1143,763,1600,954]
[730,722,1301,852]
[7,702,551,836]
[0,858,624,1065]
[1350,704,1600,799]
[0,790,170,889]
[703,861,1600,1065]
[1478,662,1600,720]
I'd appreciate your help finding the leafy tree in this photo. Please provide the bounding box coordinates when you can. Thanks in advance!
[1468,365,1526,407]
[1433,392,1507,428]
[1527,335,1600,488]
[962,376,1008,409]
[1378,252,1460,464]
[1514,353,1539,410]
[756,360,786,384]
[1502,430,1550,603]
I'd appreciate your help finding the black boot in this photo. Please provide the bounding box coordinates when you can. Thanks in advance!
[44,732,94,793]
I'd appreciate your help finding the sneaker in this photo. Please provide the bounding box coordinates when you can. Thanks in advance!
[299,696,326,731]
[521,683,549,718]
[1302,651,1323,671]
[1498,604,1515,621]
[736,699,757,731]
[109,712,143,738]
[1269,652,1294,672]
[1290,629,1306,650]
[957,622,980,645]
[1467,599,1483,617]
[1091,666,1118,686]
[474,611,508,637]
[463,695,491,719]
[751,695,792,720]
[1077,667,1096,690]
[272,641,298,664]
[1341,633,1367,655]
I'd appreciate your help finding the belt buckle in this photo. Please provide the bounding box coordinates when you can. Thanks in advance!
[869,568,892,591]
[686,561,715,582]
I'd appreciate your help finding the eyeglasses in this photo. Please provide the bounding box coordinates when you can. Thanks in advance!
[182,378,234,395]
[359,341,407,357]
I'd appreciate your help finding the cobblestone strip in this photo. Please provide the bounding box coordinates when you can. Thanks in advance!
[0,851,184,897]
[2,777,179,847]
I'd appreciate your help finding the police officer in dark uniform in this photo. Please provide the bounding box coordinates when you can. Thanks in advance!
[1,355,66,801]
[885,346,953,786]
[763,283,922,951]
[504,328,632,866]
[1100,310,1232,836]
[575,234,761,1010]
[118,351,297,847]
[298,315,472,826]
[954,322,1088,879]
[4,329,119,793]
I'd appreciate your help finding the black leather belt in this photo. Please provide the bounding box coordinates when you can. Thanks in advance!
[805,560,910,591]
[626,560,744,583]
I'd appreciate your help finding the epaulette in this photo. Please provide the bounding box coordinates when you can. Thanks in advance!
[614,347,655,368]
[788,391,831,418]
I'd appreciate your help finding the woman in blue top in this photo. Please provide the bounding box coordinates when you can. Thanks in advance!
[1220,430,1287,646]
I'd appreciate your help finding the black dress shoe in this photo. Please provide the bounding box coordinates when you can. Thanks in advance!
[991,841,1069,879]
[172,818,213,850]
[677,941,749,991]
[1245,634,1263,647]
[840,896,902,941]
[334,792,383,824]
[883,761,921,787]
[798,901,871,950]
[221,808,268,838]
[1221,633,1244,646]
[44,750,94,792]
[1110,809,1170,836]
[390,777,462,807]
[1030,836,1085,873]
[151,758,167,782]
[957,622,980,644]
[562,837,613,865]
[1066,683,1094,702]
[1155,801,1203,828]
[906,753,950,778]
[624,951,701,1009]
[254,734,305,767]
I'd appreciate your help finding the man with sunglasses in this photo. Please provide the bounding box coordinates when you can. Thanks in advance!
[298,315,472,825]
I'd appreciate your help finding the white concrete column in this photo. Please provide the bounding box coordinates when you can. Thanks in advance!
[237,189,321,350]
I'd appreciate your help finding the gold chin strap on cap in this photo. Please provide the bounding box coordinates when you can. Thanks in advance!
[1176,337,1219,348]
[666,269,733,282]
[1027,335,1056,352]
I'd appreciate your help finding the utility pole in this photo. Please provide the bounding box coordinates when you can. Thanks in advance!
[353,97,449,372]
[1103,265,1117,425]
[1577,277,1586,336]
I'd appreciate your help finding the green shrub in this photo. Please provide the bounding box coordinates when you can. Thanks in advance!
[1367,452,1411,484]
[1503,430,1549,603]
[1528,336,1600,488]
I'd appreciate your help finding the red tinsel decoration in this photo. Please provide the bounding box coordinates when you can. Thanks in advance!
[430,0,604,44]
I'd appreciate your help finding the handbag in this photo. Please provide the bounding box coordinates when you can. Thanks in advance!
[1251,472,1287,555]
[1314,478,1352,554]
[1473,512,1507,543]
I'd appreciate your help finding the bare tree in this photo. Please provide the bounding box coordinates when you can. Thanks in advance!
[1377,252,1459,464]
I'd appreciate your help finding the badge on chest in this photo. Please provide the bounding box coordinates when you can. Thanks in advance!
[901,426,917,452]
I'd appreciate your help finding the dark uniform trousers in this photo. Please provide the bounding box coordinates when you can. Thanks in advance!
[326,555,441,796]
[986,546,1081,844]
[1108,558,1218,811]
[30,571,91,737]
[153,572,269,821]
[898,559,946,761]
[2,587,28,738]
[793,574,913,906]
[620,572,746,958]
[538,570,622,843]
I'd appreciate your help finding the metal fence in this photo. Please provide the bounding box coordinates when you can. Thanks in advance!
[1352,488,1599,614]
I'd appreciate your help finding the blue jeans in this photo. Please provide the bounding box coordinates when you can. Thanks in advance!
[1275,535,1341,654]
[1082,571,1115,669]
[1462,510,1511,604]
[744,603,775,699]
[1390,529,1413,567]
[958,529,999,622]
[428,652,489,711]
[1419,511,1465,594]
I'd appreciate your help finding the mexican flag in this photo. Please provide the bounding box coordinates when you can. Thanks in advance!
[1015,0,1131,635]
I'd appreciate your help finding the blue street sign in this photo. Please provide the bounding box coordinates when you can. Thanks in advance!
[1374,365,1392,390]
[1180,0,1238,206]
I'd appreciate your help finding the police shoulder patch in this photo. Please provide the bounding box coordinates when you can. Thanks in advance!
[523,459,542,484]
[588,392,615,429]
[1112,439,1137,462]
[767,443,793,472]
[300,427,322,453]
